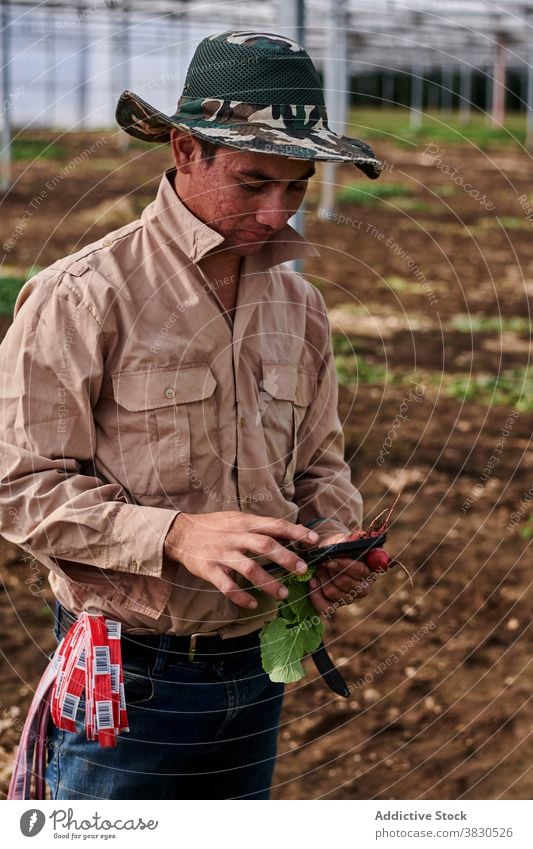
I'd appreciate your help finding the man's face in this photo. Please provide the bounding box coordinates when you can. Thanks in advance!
[174,139,315,255]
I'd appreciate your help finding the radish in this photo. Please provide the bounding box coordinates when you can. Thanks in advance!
[364,547,392,573]
[344,490,412,584]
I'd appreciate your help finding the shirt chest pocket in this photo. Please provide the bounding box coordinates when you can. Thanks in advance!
[111,364,218,496]
[259,361,317,489]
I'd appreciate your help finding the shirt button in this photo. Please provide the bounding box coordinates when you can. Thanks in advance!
[164,387,175,399]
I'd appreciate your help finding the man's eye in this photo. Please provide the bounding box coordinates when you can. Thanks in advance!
[289,182,307,191]
[241,183,265,193]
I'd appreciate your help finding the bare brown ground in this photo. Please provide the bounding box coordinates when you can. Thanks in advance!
[0,131,531,799]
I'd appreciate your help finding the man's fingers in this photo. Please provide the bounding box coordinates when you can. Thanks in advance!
[326,571,357,593]
[226,551,289,601]
[315,565,369,602]
[331,574,369,598]
[183,513,318,546]
[240,516,319,545]
[296,531,347,551]
[239,533,309,578]
[318,572,345,601]
[327,557,372,582]
[308,577,333,617]
[211,566,260,610]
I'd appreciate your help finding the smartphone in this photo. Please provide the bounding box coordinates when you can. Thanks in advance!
[298,533,387,567]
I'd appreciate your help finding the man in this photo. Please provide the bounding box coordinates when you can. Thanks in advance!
[0,31,383,800]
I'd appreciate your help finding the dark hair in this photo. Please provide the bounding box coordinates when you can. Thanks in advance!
[197,136,221,167]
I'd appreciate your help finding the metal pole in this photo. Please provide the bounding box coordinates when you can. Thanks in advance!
[321,0,348,217]
[441,66,454,111]
[279,1,305,68]
[78,4,89,130]
[410,64,423,128]
[166,13,175,105]
[279,0,306,272]
[46,12,56,127]
[296,0,305,45]
[520,63,528,113]
[0,0,11,193]
[459,63,472,126]
[527,23,533,148]
[427,67,439,111]
[122,0,131,94]
[180,12,189,104]
[381,71,395,107]
[113,0,130,152]
[491,35,507,126]
[485,66,492,124]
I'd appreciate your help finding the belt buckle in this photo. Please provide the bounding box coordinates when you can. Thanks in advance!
[188,633,202,662]
[188,630,220,662]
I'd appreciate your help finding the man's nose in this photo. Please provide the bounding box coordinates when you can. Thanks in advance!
[254,200,290,231]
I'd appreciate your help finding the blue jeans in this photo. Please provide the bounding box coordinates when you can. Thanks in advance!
[45,607,285,800]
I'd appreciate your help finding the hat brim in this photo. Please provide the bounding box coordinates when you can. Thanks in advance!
[116,90,383,180]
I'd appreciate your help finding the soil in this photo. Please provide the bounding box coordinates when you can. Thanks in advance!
[0,131,531,800]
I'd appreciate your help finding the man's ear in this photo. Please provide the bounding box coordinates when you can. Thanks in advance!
[170,129,201,174]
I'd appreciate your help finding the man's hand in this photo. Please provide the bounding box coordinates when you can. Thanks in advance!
[300,530,377,617]
[164,511,320,610]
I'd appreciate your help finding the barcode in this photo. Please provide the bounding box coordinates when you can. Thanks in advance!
[75,647,86,670]
[119,682,125,711]
[106,620,121,640]
[56,670,64,694]
[95,700,114,730]
[86,695,93,728]
[93,645,110,675]
[110,664,120,693]
[61,692,80,721]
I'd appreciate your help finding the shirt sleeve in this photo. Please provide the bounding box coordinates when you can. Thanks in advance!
[293,307,363,539]
[0,272,179,580]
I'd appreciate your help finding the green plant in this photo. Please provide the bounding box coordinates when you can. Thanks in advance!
[260,574,323,682]
[449,314,530,334]
[331,332,357,356]
[434,184,458,198]
[334,352,388,386]
[0,276,26,315]
[346,107,527,149]
[11,140,66,161]
[0,266,43,315]
[497,216,528,231]
[444,369,533,411]
[394,197,442,212]
[384,275,428,294]
[337,181,412,206]
[519,520,533,540]
[308,275,325,291]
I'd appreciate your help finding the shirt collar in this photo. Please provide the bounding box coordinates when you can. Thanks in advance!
[141,166,320,271]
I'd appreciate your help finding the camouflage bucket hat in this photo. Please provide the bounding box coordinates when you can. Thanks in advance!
[115,30,382,179]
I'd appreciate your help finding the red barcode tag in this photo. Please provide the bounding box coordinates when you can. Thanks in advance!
[50,612,129,748]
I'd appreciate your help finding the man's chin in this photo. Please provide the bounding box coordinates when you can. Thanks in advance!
[227,238,267,254]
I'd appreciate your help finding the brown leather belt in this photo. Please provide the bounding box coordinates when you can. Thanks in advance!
[56,604,350,696]
[56,603,261,663]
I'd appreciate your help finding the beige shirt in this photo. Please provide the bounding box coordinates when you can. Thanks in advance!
[0,166,363,637]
